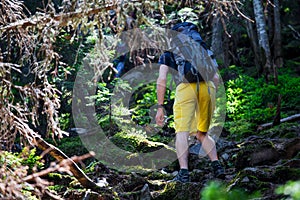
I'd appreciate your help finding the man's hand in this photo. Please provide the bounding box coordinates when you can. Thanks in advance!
[155,108,165,127]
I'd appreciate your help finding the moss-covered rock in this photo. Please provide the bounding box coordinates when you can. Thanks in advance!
[153,182,203,200]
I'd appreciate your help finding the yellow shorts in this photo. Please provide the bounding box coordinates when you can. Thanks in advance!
[173,81,216,134]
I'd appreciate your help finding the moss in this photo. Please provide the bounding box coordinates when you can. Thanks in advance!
[229,172,269,195]
[274,167,300,182]
[47,184,66,192]
[154,182,202,200]
[47,172,76,186]
[225,120,256,141]
[259,122,300,139]
[48,172,63,179]
[147,171,173,180]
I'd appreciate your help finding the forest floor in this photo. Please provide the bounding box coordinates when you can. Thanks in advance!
[43,121,300,200]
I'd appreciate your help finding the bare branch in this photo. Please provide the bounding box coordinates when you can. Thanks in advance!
[22,152,95,182]
[1,4,118,32]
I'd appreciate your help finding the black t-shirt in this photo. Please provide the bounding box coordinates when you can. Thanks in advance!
[158,51,203,84]
[158,51,176,70]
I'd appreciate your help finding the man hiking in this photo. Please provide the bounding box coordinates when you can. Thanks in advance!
[155,22,225,183]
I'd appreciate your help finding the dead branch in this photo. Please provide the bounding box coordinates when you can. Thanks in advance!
[288,25,300,40]
[1,4,118,32]
[33,136,102,192]
[22,152,95,182]
[257,113,300,131]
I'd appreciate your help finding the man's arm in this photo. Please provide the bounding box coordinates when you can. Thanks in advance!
[155,64,169,127]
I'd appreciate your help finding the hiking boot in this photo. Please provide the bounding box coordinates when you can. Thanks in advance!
[169,169,190,183]
[211,160,225,179]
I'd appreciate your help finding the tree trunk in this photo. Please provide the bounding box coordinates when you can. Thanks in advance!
[211,14,225,67]
[273,94,281,126]
[257,113,300,130]
[273,0,283,70]
[252,0,273,83]
[245,20,262,75]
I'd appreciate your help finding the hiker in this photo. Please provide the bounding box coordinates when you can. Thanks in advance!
[155,22,225,182]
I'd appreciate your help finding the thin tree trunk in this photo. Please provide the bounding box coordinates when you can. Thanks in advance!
[246,20,262,75]
[273,94,281,126]
[273,0,283,69]
[211,14,225,67]
[252,0,273,83]
[272,0,283,125]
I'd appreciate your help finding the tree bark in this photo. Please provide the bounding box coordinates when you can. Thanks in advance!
[33,136,103,192]
[273,94,281,126]
[246,20,262,74]
[257,113,300,130]
[252,0,273,82]
[273,0,283,69]
[211,14,225,67]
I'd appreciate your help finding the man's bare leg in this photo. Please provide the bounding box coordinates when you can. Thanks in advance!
[196,131,225,178]
[175,131,190,169]
[169,131,190,183]
[196,131,218,161]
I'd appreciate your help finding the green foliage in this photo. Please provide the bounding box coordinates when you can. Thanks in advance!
[0,151,23,168]
[277,73,300,114]
[131,83,157,125]
[94,82,113,105]
[276,180,300,200]
[59,113,71,131]
[224,119,256,140]
[130,76,175,128]
[226,75,277,123]
[225,72,300,139]
[110,129,148,152]
[224,71,300,139]
[53,137,89,157]
[20,147,44,172]
[200,181,260,200]
[259,122,300,139]
[0,149,45,199]
[48,184,65,192]
[92,79,132,131]
[51,30,99,132]
[0,148,44,172]
[147,133,173,144]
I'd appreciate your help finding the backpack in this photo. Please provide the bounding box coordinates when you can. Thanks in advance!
[170,22,218,83]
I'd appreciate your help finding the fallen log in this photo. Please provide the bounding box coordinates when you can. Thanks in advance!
[257,114,300,131]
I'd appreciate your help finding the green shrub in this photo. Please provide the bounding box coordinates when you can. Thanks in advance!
[201,181,260,200]
[276,180,300,200]
[0,149,45,199]
[225,75,277,123]
[20,147,44,172]
[54,137,89,157]
[277,73,300,114]
[224,119,256,141]
[225,73,300,124]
